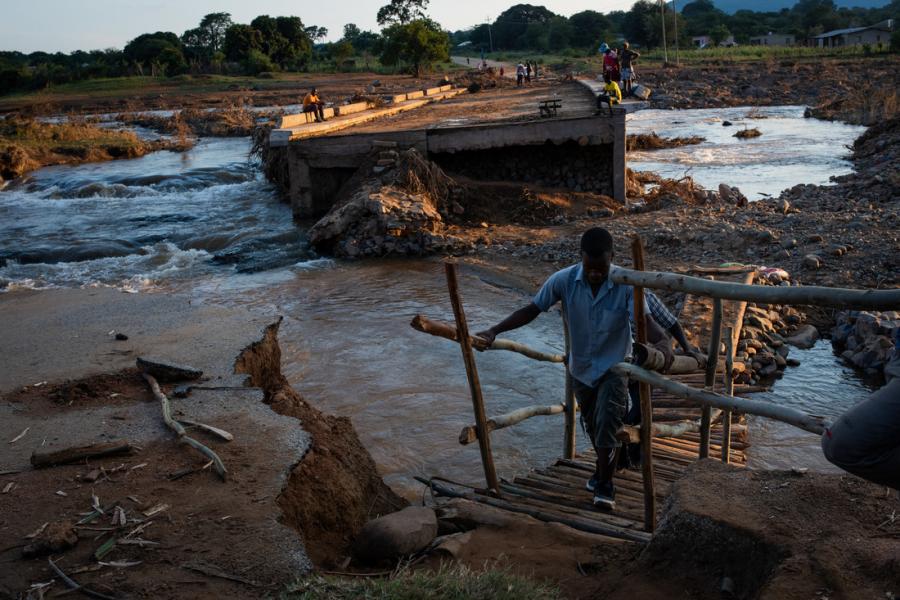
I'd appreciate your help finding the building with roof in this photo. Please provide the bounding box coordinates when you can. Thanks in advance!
[749,33,796,46]
[811,19,894,48]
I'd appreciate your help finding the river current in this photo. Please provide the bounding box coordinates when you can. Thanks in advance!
[0,107,873,497]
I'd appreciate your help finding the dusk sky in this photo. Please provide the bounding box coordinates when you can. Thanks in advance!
[1,0,641,53]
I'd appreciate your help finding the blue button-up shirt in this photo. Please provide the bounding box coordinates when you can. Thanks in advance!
[533,263,635,386]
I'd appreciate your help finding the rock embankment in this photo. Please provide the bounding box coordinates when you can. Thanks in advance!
[636,56,899,124]
[831,310,899,378]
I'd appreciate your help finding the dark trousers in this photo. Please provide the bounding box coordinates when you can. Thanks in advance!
[822,373,900,490]
[304,103,325,121]
[597,94,614,113]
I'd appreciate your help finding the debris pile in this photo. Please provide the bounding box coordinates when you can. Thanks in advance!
[308,148,462,258]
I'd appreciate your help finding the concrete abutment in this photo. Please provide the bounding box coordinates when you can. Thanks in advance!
[267,112,627,219]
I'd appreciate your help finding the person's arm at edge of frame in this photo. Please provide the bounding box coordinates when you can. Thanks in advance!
[668,320,707,368]
[639,300,676,371]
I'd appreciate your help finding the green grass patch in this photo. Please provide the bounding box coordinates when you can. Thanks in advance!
[455,45,892,71]
[281,563,562,600]
[639,44,891,65]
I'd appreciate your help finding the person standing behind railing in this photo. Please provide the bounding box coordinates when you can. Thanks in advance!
[822,330,900,490]
[620,291,707,470]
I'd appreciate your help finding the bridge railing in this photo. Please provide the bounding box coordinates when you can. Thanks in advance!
[414,244,899,532]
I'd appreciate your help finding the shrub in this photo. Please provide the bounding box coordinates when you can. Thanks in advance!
[244,49,277,75]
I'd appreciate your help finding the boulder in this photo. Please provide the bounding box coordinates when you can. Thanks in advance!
[353,506,438,563]
[801,254,821,270]
[783,324,819,349]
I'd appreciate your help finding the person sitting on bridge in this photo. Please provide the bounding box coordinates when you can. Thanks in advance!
[475,227,673,512]
[596,74,622,115]
[302,87,326,123]
[621,291,707,470]
[821,330,900,491]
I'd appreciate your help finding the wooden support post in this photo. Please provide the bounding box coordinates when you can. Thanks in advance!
[730,271,756,354]
[444,262,500,494]
[700,297,723,459]
[631,236,656,532]
[562,312,577,460]
[721,326,734,464]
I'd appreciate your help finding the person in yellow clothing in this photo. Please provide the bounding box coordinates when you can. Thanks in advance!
[303,87,326,122]
[595,74,622,115]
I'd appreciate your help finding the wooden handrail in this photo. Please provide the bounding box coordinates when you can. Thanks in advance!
[612,362,828,435]
[411,315,565,363]
[611,268,900,309]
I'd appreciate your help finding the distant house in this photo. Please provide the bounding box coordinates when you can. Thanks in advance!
[749,33,796,46]
[692,35,737,48]
[811,19,894,48]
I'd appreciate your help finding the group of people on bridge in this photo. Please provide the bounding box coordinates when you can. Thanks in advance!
[596,41,641,114]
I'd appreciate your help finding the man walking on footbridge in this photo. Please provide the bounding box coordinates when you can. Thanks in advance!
[476,228,673,511]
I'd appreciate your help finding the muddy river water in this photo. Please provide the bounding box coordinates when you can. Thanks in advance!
[0,107,874,498]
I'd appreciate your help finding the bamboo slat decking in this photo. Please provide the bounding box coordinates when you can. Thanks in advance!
[424,371,748,543]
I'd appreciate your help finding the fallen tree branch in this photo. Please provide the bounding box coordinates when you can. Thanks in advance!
[31,441,132,469]
[177,420,233,442]
[141,373,227,480]
[612,362,827,434]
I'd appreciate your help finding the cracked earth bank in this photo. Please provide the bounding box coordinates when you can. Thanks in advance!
[0,289,404,598]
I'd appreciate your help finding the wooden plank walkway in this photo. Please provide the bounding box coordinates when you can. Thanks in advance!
[423,268,754,542]
[426,372,748,543]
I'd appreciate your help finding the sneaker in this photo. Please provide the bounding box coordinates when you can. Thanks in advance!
[585,475,598,493]
[593,481,616,511]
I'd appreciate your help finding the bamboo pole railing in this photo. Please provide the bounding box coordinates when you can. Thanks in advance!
[612,362,828,435]
[562,311,577,460]
[414,255,872,536]
[444,263,499,494]
[632,237,657,532]
[458,403,568,444]
[721,327,735,464]
[411,315,564,363]
[611,268,900,309]
[700,297,723,459]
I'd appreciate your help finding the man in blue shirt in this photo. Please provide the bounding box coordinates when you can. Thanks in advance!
[477,228,672,510]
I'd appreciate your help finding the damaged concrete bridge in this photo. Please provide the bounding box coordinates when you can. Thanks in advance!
[265,111,627,219]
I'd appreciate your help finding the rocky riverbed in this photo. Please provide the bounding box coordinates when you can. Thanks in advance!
[635,56,899,125]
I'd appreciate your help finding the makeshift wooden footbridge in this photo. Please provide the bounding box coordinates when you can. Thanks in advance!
[412,237,900,542]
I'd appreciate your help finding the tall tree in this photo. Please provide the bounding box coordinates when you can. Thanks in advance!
[199,12,232,54]
[493,4,556,50]
[622,0,657,47]
[377,0,429,26]
[378,18,449,77]
[568,10,612,49]
[223,24,263,61]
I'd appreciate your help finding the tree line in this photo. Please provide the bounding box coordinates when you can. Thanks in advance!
[1,0,897,94]
[457,0,899,53]
[0,0,452,92]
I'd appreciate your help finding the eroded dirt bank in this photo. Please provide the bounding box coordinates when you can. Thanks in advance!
[234,319,407,568]
[0,290,403,597]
